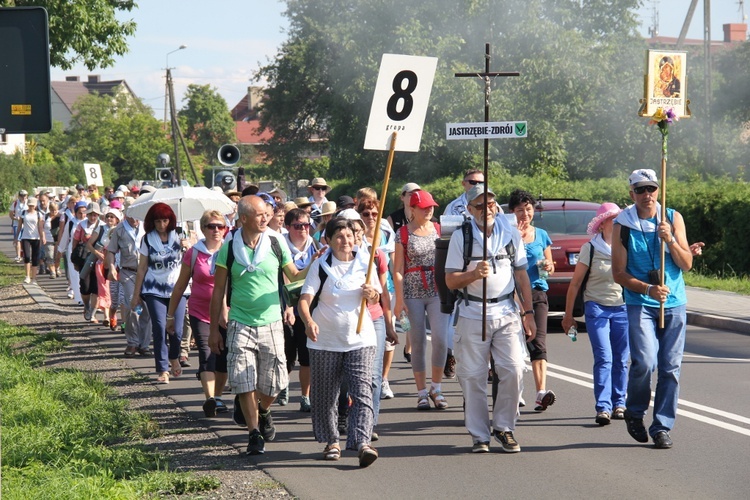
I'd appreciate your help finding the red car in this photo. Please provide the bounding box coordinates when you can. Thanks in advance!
[504,199,601,314]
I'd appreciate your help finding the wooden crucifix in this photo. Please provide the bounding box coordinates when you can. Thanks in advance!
[454,43,519,341]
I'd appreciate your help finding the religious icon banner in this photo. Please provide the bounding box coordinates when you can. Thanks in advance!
[645,50,687,118]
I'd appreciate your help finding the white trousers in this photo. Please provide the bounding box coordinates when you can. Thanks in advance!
[454,314,526,443]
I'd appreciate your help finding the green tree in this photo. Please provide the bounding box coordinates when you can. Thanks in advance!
[33,90,173,185]
[5,0,137,70]
[178,84,236,162]
[257,0,649,182]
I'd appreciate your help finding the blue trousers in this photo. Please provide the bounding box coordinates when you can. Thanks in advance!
[584,301,629,413]
[626,304,686,436]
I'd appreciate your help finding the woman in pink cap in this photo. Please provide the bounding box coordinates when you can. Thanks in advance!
[562,203,629,426]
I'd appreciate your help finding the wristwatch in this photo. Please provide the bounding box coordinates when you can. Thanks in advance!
[521,310,534,317]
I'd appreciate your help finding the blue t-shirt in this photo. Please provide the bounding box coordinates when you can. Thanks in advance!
[622,208,686,308]
[524,227,553,291]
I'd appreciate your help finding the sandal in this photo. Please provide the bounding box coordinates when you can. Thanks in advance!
[157,372,170,384]
[416,394,431,411]
[429,389,449,410]
[323,443,341,461]
[124,346,137,357]
[612,407,626,420]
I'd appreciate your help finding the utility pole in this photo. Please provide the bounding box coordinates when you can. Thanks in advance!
[704,0,713,172]
[166,68,182,184]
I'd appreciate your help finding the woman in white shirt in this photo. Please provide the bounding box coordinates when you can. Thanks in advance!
[19,197,45,284]
[298,218,382,468]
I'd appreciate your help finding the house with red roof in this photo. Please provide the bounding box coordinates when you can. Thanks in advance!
[231,86,328,164]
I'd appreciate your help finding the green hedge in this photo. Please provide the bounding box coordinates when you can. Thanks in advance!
[327,172,744,277]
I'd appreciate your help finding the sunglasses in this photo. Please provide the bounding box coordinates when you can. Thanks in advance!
[470,200,497,211]
[633,185,658,194]
[312,186,327,191]
[360,211,379,218]
[205,223,226,230]
[465,179,483,185]
[291,222,311,230]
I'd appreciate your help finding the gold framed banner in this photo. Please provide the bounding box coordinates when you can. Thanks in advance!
[642,50,688,118]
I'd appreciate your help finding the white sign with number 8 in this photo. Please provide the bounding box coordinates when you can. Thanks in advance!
[83,162,104,187]
[364,53,438,152]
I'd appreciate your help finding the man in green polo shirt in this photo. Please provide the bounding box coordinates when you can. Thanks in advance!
[210,195,314,455]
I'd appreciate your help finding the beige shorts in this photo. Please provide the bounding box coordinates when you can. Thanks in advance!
[226,319,288,396]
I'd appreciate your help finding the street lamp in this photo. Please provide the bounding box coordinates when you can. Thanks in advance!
[164,45,187,128]
[166,44,187,70]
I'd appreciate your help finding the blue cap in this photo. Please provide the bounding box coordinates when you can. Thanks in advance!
[74,201,87,211]
[257,192,276,208]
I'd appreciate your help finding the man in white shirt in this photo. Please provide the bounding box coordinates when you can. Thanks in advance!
[445,183,536,454]
[443,169,485,218]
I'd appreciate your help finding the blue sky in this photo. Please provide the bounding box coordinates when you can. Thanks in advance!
[49,0,745,116]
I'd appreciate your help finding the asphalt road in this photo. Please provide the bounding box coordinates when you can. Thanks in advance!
[28,271,750,500]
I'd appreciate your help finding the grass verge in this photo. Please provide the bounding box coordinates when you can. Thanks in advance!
[0,252,26,287]
[685,272,750,295]
[0,321,220,499]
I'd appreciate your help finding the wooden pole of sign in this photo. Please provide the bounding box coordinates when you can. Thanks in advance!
[357,132,397,333]
[455,43,519,341]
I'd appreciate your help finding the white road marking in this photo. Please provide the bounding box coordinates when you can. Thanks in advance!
[543,362,750,435]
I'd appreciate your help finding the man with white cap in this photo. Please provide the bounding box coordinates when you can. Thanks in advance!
[445,183,535,453]
[612,168,692,450]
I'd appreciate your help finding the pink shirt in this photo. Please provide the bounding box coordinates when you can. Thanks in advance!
[182,248,215,323]
[366,249,388,321]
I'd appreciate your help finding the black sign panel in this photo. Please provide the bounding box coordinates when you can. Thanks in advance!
[0,7,51,134]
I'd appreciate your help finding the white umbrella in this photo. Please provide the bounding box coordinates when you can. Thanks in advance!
[126,185,236,222]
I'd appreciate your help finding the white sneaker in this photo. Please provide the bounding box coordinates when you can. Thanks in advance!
[14,256,23,263]
[381,379,394,399]
[67,290,74,299]
[23,276,31,284]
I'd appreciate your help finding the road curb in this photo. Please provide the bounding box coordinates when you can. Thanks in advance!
[687,311,750,336]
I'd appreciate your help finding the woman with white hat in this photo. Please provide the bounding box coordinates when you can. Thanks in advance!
[562,202,629,426]
[87,208,123,330]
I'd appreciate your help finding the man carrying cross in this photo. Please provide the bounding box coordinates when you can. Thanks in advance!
[445,183,536,453]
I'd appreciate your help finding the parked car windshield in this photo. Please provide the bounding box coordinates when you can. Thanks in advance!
[533,209,598,235]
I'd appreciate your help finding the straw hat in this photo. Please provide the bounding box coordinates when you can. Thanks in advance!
[320,201,337,216]
[294,196,312,208]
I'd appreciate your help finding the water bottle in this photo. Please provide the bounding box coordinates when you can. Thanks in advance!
[134,304,143,315]
[399,312,411,333]
[567,325,578,342]
[537,260,549,280]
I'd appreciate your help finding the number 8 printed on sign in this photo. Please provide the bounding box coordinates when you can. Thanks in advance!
[83,162,104,187]
[387,70,418,121]
[364,54,438,153]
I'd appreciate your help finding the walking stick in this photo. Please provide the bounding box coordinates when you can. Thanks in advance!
[357,132,397,333]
